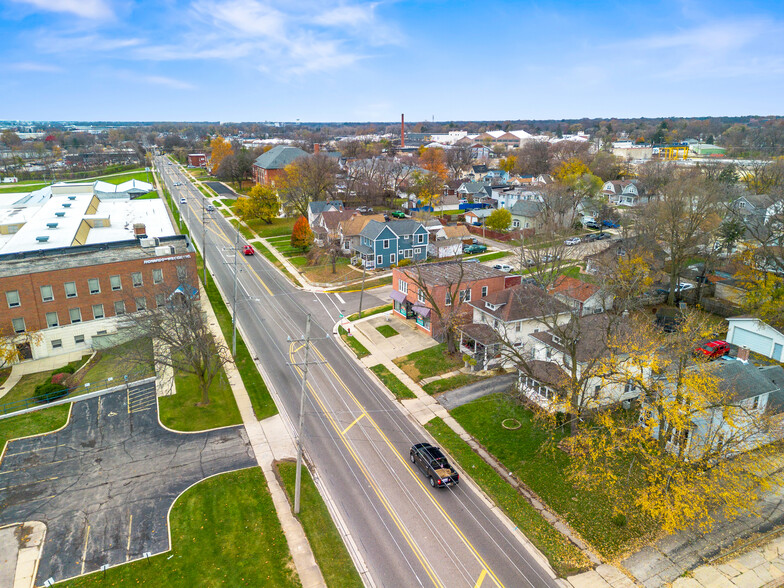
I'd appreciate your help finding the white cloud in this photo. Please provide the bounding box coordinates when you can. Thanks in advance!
[10,0,113,19]
[8,61,63,73]
[141,75,196,90]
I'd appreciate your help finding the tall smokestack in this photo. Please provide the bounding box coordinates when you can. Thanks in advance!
[401,114,405,149]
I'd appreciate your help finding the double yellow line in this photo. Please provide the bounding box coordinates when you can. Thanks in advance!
[289,342,503,588]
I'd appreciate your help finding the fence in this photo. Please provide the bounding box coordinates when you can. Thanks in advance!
[0,365,153,417]
[465,224,529,242]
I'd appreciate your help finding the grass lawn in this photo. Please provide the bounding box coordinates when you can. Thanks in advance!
[330,276,392,292]
[247,217,295,238]
[0,355,92,411]
[449,394,658,559]
[81,339,154,385]
[375,324,398,338]
[289,256,308,267]
[338,326,370,359]
[229,219,254,240]
[425,417,589,577]
[348,304,392,321]
[302,263,359,285]
[266,234,292,244]
[421,373,484,395]
[369,364,416,399]
[0,367,10,388]
[393,343,463,382]
[276,461,363,588]
[221,198,236,207]
[474,251,512,263]
[0,183,47,194]
[62,468,300,588]
[135,191,160,199]
[0,405,71,455]
[159,366,242,431]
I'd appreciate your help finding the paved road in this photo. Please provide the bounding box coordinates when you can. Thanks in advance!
[0,382,255,584]
[158,157,561,588]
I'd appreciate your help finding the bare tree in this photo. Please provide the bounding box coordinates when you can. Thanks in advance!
[513,140,550,176]
[279,154,340,216]
[444,145,473,178]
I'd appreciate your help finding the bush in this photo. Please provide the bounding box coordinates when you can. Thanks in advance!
[34,381,69,404]
[397,258,412,267]
[53,364,76,375]
[51,372,69,386]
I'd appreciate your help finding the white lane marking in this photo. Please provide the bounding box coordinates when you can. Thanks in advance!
[334,293,346,304]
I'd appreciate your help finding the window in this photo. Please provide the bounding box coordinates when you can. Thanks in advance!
[752,396,760,409]
[417,234,424,244]
[383,239,390,249]
[132,272,143,287]
[376,255,383,265]
[390,253,396,265]
[69,308,82,323]
[110,275,122,291]
[155,293,165,307]
[512,220,520,228]
[114,300,126,315]
[624,382,636,393]
[96,330,107,335]
[405,249,413,258]
[40,285,54,302]
[12,318,25,334]
[6,290,20,308]
[414,248,422,255]
[65,281,77,298]
[459,288,471,303]
[176,266,187,281]
[135,297,147,311]
[417,289,426,303]
[398,280,408,293]
[51,339,62,349]
[92,304,105,319]
[481,286,488,297]
[593,385,601,399]
[88,278,101,295]
[515,322,522,332]
[445,291,452,306]
[74,334,85,344]
[153,268,164,284]
[46,312,59,328]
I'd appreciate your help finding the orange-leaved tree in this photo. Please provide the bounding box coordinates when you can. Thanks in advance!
[208,136,233,174]
[291,216,314,251]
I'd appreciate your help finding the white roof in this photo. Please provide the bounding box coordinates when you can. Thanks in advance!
[509,130,533,139]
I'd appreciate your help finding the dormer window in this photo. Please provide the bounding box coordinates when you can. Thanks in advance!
[485,302,498,311]
[552,335,563,345]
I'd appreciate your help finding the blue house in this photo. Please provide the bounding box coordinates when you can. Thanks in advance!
[352,219,429,269]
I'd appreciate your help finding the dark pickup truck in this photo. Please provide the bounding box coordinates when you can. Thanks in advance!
[409,443,459,488]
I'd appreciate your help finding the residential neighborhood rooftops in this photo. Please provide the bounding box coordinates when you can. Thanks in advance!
[361,218,425,240]
[401,260,508,286]
[253,145,309,170]
[469,284,569,322]
[529,313,623,363]
[340,214,385,237]
[707,361,784,408]
[550,275,600,303]
[509,200,544,217]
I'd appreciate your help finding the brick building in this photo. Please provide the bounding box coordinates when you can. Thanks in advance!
[251,145,309,185]
[391,261,521,335]
[187,153,207,167]
[1,236,197,361]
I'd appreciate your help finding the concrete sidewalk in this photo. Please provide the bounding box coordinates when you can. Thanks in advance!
[0,351,92,402]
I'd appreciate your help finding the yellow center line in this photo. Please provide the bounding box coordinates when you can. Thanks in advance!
[341,413,365,435]
[475,569,487,587]
[311,345,505,588]
[289,343,443,588]
[293,343,305,353]
[80,525,91,575]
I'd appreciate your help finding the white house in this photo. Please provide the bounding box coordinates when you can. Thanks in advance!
[602,180,647,206]
[549,275,613,316]
[727,317,784,362]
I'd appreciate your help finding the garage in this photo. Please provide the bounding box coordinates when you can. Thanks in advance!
[731,327,773,356]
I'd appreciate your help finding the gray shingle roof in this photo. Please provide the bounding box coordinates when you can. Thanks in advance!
[253,145,309,170]
[360,219,426,240]
[402,260,508,287]
[510,200,544,217]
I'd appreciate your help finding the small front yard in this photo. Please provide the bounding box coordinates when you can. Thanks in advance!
[246,217,296,238]
[421,373,483,395]
[393,343,463,382]
[369,364,416,399]
[348,304,392,321]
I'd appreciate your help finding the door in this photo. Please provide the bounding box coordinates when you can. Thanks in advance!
[732,327,773,356]
[774,343,784,362]
[16,342,32,360]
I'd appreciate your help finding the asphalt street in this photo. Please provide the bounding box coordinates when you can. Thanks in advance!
[0,382,256,584]
[158,157,561,588]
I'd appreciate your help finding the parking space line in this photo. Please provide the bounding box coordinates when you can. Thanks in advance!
[0,475,58,491]
[80,525,90,575]
[3,444,63,457]
[126,514,133,561]
[342,413,365,435]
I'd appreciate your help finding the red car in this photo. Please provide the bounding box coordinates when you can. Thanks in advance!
[694,340,730,360]
[243,245,254,256]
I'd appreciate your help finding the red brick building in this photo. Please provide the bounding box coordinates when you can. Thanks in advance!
[1,236,197,361]
[391,261,521,336]
[187,153,207,167]
[251,145,309,186]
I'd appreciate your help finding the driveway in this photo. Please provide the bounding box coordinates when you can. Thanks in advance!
[0,382,256,584]
[205,181,237,197]
[437,373,516,410]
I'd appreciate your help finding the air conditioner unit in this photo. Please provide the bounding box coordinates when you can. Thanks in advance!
[155,245,174,256]
[139,238,157,248]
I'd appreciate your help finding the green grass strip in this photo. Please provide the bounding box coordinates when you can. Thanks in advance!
[424,418,590,578]
[338,326,370,358]
[276,461,362,588]
[62,468,299,587]
[474,251,511,262]
[347,304,392,321]
[369,364,416,399]
[421,373,485,395]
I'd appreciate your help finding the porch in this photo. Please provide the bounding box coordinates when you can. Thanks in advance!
[459,323,503,371]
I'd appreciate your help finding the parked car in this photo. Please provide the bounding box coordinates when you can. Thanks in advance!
[409,443,459,488]
[179,197,187,204]
[655,282,695,295]
[602,220,620,228]
[463,244,487,254]
[243,245,254,256]
[541,253,558,263]
[493,263,514,272]
[206,204,215,212]
[595,232,612,240]
[584,221,600,230]
[694,340,731,360]
[564,237,581,246]
[390,211,406,219]
[583,233,600,242]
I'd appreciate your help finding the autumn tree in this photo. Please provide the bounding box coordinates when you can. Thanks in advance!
[444,145,473,178]
[0,328,41,370]
[216,148,255,189]
[513,140,550,176]
[419,147,448,181]
[742,159,784,194]
[499,156,517,174]
[279,154,340,217]
[291,216,314,251]
[208,136,233,174]
[570,311,777,532]
[734,250,784,330]
[235,184,280,224]
[485,208,511,232]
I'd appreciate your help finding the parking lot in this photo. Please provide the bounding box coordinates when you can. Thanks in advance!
[205,181,237,196]
[0,382,256,584]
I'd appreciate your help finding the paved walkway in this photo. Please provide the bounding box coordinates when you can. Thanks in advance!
[437,373,516,410]
[0,350,92,401]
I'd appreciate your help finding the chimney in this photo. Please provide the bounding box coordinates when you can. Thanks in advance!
[133,223,147,237]
[314,143,320,154]
[401,114,405,148]
[737,346,750,363]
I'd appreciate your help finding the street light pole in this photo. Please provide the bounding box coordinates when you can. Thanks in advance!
[294,313,312,514]
[231,226,240,358]
[202,204,208,286]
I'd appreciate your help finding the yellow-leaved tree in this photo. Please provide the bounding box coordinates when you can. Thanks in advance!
[208,137,233,174]
[235,184,280,225]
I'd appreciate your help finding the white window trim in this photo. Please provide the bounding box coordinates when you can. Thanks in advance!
[376,255,383,265]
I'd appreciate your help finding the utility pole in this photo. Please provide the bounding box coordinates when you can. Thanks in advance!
[357,264,367,319]
[202,203,208,286]
[231,226,240,357]
[295,314,312,514]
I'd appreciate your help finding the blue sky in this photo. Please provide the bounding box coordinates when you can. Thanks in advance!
[1,0,783,122]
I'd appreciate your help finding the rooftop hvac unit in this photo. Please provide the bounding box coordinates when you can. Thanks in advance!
[55,212,65,217]
[68,196,76,200]
[46,222,58,229]
[62,203,71,208]
[36,235,49,242]
[155,245,175,256]
[139,237,158,248]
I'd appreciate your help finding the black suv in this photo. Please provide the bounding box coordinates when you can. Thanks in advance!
[409,443,459,488]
